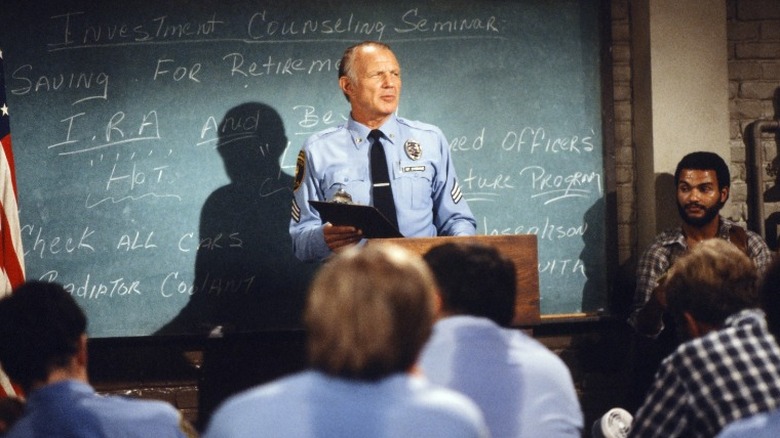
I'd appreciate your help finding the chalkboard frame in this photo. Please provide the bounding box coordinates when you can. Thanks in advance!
[1,0,619,339]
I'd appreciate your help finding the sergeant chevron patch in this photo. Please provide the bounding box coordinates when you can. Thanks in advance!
[451,179,463,204]
[291,198,301,222]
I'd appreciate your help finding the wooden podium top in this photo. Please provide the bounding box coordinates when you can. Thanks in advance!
[368,235,540,326]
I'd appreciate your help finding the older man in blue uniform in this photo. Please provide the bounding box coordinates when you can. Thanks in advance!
[290,41,476,262]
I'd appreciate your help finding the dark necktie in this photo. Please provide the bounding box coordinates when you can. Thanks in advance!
[368,129,399,230]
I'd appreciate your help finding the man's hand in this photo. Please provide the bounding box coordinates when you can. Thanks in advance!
[652,273,669,309]
[323,223,363,252]
[635,273,669,337]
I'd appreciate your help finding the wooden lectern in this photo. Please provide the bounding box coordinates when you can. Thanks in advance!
[369,235,540,327]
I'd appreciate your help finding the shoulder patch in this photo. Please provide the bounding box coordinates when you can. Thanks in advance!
[293,150,306,192]
[291,198,301,223]
[451,178,463,204]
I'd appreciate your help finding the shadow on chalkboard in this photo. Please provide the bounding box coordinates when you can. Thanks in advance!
[580,195,607,313]
[156,102,317,336]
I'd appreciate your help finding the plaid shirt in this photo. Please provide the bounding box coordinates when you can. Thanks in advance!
[628,217,773,335]
[629,309,780,438]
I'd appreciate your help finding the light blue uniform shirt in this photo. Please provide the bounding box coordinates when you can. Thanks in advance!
[5,380,187,438]
[290,115,476,262]
[420,315,584,438]
[717,408,780,438]
[203,370,490,438]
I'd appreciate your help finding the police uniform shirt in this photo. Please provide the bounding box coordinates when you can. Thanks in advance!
[290,115,476,262]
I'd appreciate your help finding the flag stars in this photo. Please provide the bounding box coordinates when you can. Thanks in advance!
[0,49,6,117]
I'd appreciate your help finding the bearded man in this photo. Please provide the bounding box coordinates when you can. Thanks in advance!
[625,151,772,409]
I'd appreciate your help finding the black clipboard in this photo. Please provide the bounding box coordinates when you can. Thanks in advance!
[309,201,403,238]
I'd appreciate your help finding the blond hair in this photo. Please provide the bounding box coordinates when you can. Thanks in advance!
[666,238,759,327]
[305,243,436,380]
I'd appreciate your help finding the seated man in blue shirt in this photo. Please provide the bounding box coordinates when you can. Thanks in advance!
[203,243,489,438]
[419,242,583,438]
[0,281,195,438]
[289,41,476,262]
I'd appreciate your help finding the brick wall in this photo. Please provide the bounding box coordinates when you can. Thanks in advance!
[612,0,636,269]
[727,0,780,246]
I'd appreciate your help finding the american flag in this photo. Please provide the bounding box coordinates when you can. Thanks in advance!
[0,48,25,398]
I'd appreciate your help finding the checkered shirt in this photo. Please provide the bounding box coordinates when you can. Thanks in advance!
[629,309,780,438]
[628,217,773,336]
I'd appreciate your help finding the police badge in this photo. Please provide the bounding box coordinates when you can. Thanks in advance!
[404,139,422,160]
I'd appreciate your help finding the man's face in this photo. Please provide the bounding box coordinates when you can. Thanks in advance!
[339,46,401,125]
[676,169,728,227]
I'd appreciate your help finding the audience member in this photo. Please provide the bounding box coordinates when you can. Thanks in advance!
[203,243,489,438]
[630,152,772,338]
[419,242,583,437]
[627,151,772,408]
[0,281,196,438]
[713,254,780,437]
[627,239,780,437]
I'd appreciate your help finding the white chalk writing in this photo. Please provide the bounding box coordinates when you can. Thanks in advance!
[518,166,602,204]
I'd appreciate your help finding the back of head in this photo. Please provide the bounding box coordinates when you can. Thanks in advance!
[0,281,87,391]
[305,243,436,381]
[674,151,730,190]
[424,242,516,326]
[665,239,758,330]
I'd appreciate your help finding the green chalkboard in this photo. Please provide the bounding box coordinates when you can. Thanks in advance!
[1,0,611,337]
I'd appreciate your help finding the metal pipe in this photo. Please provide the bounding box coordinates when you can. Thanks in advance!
[748,119,780,239]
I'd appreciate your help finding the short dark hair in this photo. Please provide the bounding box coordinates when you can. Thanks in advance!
[665,239,758,330]
[424,242,517,327]
[674,151,730,190]
[0,281,87,391]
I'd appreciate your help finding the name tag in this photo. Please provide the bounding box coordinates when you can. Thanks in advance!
[402,166,426,173]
